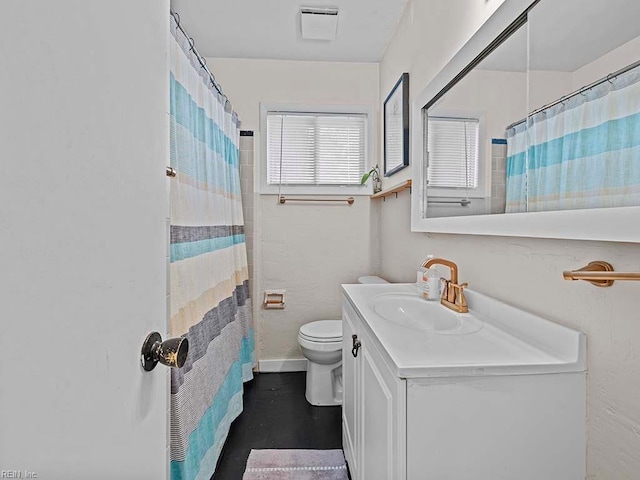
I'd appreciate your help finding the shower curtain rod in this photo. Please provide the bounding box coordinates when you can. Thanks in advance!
[506,58,640,131]
[170,9,226,102]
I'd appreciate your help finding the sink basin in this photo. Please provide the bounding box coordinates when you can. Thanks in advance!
[369,293,483,335]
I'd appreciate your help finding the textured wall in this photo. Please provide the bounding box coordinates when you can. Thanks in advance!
[258,198,376,360]
[207,58,380,364]
[379,0,640,477]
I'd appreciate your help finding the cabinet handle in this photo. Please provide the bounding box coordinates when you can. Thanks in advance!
[352,334,361,358]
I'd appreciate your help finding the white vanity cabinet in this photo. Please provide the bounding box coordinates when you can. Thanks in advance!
[343,299,406,480]
[342,284,587,480]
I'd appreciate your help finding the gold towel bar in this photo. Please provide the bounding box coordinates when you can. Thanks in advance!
[563,261,640,287]
[278,195,354,205]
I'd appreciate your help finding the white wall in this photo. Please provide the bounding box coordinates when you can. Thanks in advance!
[572,34,640,90]
[435,69,527,141]
[528,70,573,111]
[380,0,507,189]
[207,58,380,364]
[528,35,640,112]
[379,1,640,478]
[208,58,379,132]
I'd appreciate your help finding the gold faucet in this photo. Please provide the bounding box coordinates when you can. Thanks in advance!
[421,258,469,313]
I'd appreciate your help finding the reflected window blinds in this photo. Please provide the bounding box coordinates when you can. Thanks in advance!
[427,117,480,189]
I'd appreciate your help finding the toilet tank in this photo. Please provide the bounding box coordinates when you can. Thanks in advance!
[357,276,388,284]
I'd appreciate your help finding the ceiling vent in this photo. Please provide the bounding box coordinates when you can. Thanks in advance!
[300,7,339,40]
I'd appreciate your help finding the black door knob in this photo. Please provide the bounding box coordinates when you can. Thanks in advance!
[140,332,189,371]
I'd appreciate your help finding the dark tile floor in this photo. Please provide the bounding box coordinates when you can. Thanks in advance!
[212,372,343,479]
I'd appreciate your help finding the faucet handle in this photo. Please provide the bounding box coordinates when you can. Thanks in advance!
[443,280,456,303]
[454,283,469,310]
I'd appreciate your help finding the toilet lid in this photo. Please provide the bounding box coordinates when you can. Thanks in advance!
[299,320,342,342]
[358,275,389,284]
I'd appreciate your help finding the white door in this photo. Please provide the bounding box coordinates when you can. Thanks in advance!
[0,1,170,478]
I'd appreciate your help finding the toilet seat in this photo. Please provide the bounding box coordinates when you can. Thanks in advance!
[299,320,342,343]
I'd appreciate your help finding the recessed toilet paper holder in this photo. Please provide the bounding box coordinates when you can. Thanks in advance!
[140,332,189,371]
[264,290,286,309]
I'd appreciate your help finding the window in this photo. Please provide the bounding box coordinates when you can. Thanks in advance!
[266,112,366,186]
[427,117,479,189]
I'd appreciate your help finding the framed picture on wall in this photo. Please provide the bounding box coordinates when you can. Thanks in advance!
[383,72,410,177]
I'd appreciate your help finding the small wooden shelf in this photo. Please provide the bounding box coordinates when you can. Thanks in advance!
[371,179,412,200]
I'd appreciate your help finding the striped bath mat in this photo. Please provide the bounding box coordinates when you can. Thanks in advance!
[242,449,348,480]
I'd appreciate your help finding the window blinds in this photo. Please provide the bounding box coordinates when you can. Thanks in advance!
[427,117,479,189]
[267,113,366,185]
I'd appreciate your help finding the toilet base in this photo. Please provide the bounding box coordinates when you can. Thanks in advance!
[305,360,343,406]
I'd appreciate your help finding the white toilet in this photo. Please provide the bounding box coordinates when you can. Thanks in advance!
[298,275,388,406]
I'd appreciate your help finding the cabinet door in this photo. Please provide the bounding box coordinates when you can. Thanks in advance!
[360,347,395,480]
[342,306,360,478]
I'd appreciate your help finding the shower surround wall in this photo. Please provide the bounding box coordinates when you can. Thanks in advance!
[238,132,259,361]
[490,140,507,214]
[208,58,380,368]
[379,0,640,478]
[239,132,256,287]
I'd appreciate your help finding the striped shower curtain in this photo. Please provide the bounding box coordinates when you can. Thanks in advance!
[505,122,528,213]
[506,64,640,212]
[169,15,255,480]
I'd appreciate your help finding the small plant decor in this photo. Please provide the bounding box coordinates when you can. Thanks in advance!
[361,164,382,193]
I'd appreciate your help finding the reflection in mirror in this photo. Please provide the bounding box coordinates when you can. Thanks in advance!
[424,19,528,218]
[422,0,640,219]
[519,0,640,212]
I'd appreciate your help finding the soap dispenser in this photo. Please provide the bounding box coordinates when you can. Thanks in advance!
[417,255,432,294]
[416,265,428,293]
[421,256,442,301]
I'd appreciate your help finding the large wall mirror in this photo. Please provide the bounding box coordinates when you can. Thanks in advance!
[412,0,640,241]
[424,15,527,217]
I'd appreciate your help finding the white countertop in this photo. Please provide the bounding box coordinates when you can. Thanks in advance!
[342,283,586,378]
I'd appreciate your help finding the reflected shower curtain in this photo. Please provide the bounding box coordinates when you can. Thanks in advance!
[169,16,255,480]
[506,65,640,212]
[505,122,528,213]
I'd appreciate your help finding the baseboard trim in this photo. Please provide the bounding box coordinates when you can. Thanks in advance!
[258,359,308,372]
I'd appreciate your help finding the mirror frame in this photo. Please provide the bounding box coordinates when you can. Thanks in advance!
[410,0,640,243]
[384,72,410,177]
